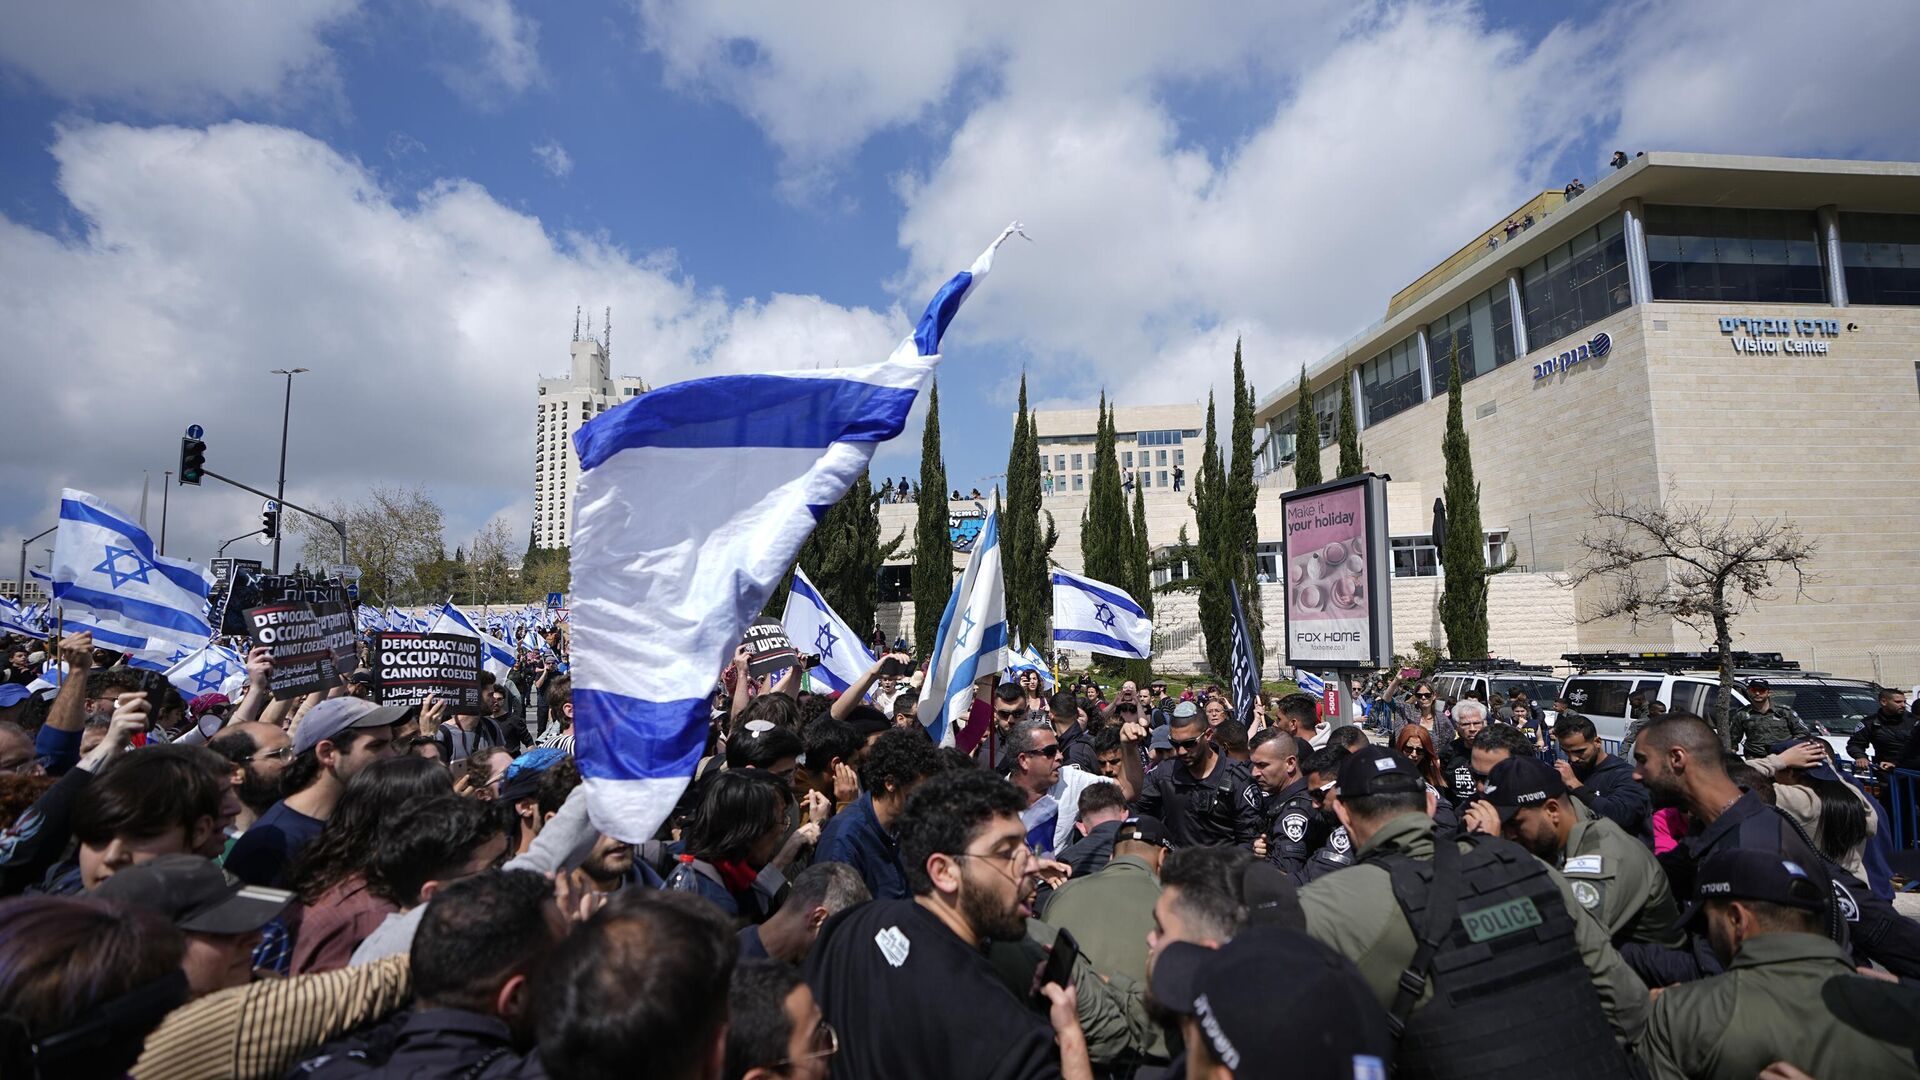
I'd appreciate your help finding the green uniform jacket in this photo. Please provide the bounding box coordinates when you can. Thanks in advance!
[1723,705,1812,758]
[1559,813,1686,949]
[1643,933,1915,1080]
[1041,853,1160,985]
[1298,812,1650,1047]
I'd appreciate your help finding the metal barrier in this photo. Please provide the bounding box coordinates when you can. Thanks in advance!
[1888,769,1920,851]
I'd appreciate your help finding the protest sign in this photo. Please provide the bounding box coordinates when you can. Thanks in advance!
[743,616,799,677]
[246,602,339,699]
[372,632,483,713]
[211,559,263,637]
[311,600,360,677]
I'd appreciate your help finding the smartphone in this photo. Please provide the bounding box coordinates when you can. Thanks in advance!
[1038,928,1081,997]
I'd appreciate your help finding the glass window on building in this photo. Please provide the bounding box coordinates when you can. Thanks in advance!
[1391,536,1440,578]
[1073,474,1084,491]
[1256,542,1281,582]
[1267,414,1298,470]
[1360,335,1422,427]
[1123,451,1133,468]
[1158,470,1169,488]
[1519,216,1631,350]
[1156,449,1167,466]
[1056,454,1066,471]
[1072,453,1083,470]
[1174,449,1184,466]
[1427,284,1515,396]
[1312,381,1339,447]
[1839,211,1920,307]
[1645,205,1826,304]
[1140,471,1151,488]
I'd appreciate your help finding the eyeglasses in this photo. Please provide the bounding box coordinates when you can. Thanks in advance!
[1401,746,1427,758]
[952,845,1033,881]
[1023,743,1061,758]
[1414,692,1434,700]
[994,707,1028,721]
[251,746,293,763]
[1169,736,1204,750]
[769,1021,840,1069]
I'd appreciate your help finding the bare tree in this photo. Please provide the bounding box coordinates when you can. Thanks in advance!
[292,485,446,605]
[466,515,517,607]
[1570,487,1817,730]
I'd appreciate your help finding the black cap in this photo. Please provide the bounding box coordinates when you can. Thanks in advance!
[1481,756,1568,822]
[1150,928,1392,1077]
[347,669,374,686]
[1335,745,1427,798]
[1677,848,1828,930]
[1113,815,1171,850]
[93,854,292,934]
[1746,678,1771,689]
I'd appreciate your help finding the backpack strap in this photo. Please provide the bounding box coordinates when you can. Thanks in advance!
[1386,831,1465,1038]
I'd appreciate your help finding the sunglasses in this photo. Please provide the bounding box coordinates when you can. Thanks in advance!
[995,707,1029,720]
[1024,743,1062,758]
[1169,736,1204,750]
[1415,693,1434,700]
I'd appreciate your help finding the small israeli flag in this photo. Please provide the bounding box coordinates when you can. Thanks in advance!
[917,507,1009,746]
[781,566,877,697]
[0,598,44,639]
[125,637,202,674]
[1007,644,1056,691]
[1050,569,1153,659]
[51,489,213,655]
[165,642,246,701]
[430,605,516,681]
[569,224,1023,843]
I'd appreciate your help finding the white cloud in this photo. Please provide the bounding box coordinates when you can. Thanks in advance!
[532,139,573,177]
[0,121,899,562]
[0,0,359,111]
[424,0,543,102]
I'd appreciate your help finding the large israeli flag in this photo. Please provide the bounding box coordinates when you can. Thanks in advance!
[570,224,1023,843]
[165,641,246,701]
[0,599,45,640]
[781,566,876,697]
[917,508,1009,746]
[51,489,214,656]
[430,605,516,681]
[1051,569,1153,659]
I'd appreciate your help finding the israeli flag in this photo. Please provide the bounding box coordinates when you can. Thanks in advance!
[165,642,246,701]
[357,605,389,632]
[0,598,44,639]
[781,566,877,697]
[1007,644,1056,691]
[430,605,516,681]
[522,628,554,658]
[51,489,214,656]
[1050,569,1153,659]
[917,508,1009,746]
[569,224,1023,843]
[125,638,202,674]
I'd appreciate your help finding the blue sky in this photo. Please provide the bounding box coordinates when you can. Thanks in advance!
[2,0,1916,567]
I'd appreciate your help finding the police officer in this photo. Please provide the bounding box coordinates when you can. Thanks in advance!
[1298,747,1649,1073]
[1722,678,1813,758]
[1041,815,1168,989]
[1847,685,1915,775]
[1248,729,1318,874]
[1467,756,1684,949]
[1129,702,1263,849]
[1643,847,1916,1080]
[1295,746,1356,881]
[1629,713,1920,984]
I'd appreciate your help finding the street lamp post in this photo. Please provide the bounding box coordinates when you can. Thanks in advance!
[16,525,56,605]
[268,367,310,574]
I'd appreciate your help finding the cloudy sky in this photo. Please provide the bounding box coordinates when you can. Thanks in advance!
[2,0,1916,571]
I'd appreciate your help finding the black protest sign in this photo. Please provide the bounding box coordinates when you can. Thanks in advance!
[743,616,798,678]
[212,559,264,637]
[311,601,360,678]
[373,633,483,713]
[246,603,340,699]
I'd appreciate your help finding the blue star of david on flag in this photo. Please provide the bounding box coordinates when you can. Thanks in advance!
[957,608,977,647]
[93,544,157,589]
[813,622,839,659]
[1094,602,1118,631]
[188,658,232,693]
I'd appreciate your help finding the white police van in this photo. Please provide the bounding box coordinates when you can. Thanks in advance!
[1556,652,1861,759]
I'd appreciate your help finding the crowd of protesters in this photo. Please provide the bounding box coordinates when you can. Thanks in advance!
[0,622,1917,1080]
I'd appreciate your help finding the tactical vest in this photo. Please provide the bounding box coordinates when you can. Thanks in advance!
[1375,833,1633,1080]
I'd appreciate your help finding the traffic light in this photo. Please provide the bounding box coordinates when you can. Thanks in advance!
[261,505,280,540]
[179,437,207,485]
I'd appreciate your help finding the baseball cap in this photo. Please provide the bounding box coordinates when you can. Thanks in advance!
[1677,847,1828,930]
[292,697,409,755]
[1148,725,1173,751]
[1171,701,1199,720]
[1335,745,1427,798]
[1481,756,1568,822]
[0,683,28,707]
[94,854,291,934]
[1113,815,1171,850]
[1746,678,1771,690]
[1150,927,1391,1077]
[347,669,374,686]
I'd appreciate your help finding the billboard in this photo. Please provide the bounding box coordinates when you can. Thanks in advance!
[1279,473,1392,668]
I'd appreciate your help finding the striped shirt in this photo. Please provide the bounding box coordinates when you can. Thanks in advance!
[132,954,412,1080]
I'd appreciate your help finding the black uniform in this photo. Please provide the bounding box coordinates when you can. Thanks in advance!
[1847,710,1916,767]
[1256,777,1319,875]
[1439,737,1477,806]
[1129,754,1264,849]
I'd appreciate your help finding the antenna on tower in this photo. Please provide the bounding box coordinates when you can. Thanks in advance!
[604,306,611,354]
[573,306,581,342]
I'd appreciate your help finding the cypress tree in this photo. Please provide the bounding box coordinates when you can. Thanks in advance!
[1192,392,1234,677]
[1337,359,1365,478]
[912,381,953,656]
[1292,364,1322,489]
[1003,375,1056,651]
[1081,396,1132,590]
[1438,340,1491,660]
[1125,474,1154,682]
[1227,346,1263,674]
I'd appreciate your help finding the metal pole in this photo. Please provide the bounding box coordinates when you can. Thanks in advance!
[268,368,309,574]
[219,529,265,557]
[160,471,171,555]
[16,525,56,605]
